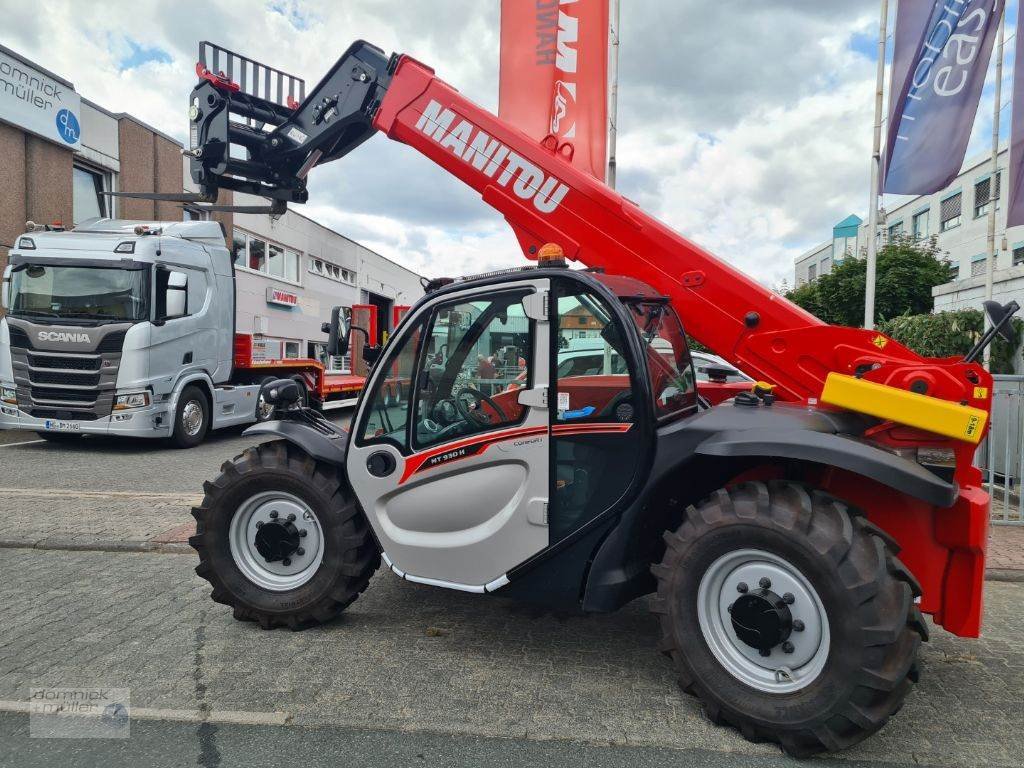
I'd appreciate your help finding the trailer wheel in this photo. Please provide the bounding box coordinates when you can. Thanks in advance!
[171,385,210,448]
[651,480,926,757]
[190,440,379,629]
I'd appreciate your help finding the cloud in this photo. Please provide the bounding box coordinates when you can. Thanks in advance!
[0,0,1005,289]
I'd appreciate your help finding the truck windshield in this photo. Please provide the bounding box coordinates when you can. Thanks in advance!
[9,264,149,323]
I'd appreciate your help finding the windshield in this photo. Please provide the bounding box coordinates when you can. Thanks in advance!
[9,264,149,323]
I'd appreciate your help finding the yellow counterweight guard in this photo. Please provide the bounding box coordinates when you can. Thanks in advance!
[820,373,988,444]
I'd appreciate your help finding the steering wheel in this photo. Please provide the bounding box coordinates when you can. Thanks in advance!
[454,386,508,427]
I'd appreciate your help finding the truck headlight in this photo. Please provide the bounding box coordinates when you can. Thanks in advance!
[1,386,16,405]
[113,391,151,410]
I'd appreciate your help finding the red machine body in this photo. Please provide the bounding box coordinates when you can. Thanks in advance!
[369,55,992,637]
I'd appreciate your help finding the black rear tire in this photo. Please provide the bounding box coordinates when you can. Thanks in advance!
[651,480,926,757]
[190,440,379,629]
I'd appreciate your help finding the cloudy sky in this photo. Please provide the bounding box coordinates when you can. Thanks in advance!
[0,1,1015,286]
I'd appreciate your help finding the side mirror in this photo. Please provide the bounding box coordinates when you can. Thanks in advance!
[985,300,1019,343]
[703,364,738,384]
[0,266,11,310]
[323,306,350,357]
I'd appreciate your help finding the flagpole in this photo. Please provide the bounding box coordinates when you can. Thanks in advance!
[864,0,889,331]
[984,7,1006,371]
[607,0,620,189]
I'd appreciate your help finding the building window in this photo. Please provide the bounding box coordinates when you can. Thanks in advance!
[912,209,928,239]
[887,221,904,240]
[974,173,1001,218]
[940,193,962,232]
[971,257,989,278]
[72,164,109,224]
[808,263,817,282]
[1013,246,1024,267]
[309,256,356,284]
[231,230,246,265]
[235,230,300,283]
[820,257,831,274]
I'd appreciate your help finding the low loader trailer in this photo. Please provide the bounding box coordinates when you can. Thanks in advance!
[144,40,1016,755]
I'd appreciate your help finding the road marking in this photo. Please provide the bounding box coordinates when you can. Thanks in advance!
[0,700,291,726]
[0,439,45,448]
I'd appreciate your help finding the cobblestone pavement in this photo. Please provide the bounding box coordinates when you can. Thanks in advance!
[988,525,1024,571]
[1,547,1022,767]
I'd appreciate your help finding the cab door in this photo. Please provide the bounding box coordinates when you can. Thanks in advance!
[345,279,550,590]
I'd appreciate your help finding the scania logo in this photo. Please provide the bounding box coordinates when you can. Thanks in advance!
[37,331,92,344]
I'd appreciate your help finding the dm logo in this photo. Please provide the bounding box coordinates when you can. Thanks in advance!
[55,108,80,145]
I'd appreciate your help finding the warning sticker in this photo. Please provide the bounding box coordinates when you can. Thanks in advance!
[286,126,308,145]
[557,391,570,411]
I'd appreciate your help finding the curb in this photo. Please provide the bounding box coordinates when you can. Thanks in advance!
[0,539,193,555]
[983,568,1024,583]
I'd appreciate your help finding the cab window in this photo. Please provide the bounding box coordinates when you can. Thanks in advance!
[358,320,424,450]
[626,301,697,420]
[412,290,533,450]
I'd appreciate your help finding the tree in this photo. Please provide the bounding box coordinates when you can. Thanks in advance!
[785,236,952,327]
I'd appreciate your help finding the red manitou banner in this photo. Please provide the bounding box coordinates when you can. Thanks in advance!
[499,0,610,181]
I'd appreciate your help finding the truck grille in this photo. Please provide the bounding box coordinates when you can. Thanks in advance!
[29,370,102,387]
[7,321,129,419]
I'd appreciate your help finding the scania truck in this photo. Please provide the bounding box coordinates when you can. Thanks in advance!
[0,218,365,447]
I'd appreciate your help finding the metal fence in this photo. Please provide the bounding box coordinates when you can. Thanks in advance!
[980,375,1024,524]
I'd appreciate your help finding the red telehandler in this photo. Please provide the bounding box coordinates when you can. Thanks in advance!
[183,40,1016,755]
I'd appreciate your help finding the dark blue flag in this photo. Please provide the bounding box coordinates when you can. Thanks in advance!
[884,0,1004,194]
[1007,21,1024,227]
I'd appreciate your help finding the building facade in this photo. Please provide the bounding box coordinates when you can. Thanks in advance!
[794,146,1023,313]
[1,44,423,371]
[0,43,189,275]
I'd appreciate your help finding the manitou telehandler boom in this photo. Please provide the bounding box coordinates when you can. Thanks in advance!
[185,40,1013,757]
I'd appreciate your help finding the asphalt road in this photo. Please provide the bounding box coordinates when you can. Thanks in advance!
[1,415,1023,767]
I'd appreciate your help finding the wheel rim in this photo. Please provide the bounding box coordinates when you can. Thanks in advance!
[228,491,325,591]
[256,393,275,421]
[696,548,830,693]
[182,400,205,436]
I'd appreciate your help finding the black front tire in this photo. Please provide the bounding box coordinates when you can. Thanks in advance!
[651,480,926,757]
[190,440,380,629]
[171,385,210,448]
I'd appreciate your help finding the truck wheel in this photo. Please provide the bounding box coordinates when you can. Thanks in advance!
[171,385,210,448]
[651,480,926,757]
[190,440,379,629]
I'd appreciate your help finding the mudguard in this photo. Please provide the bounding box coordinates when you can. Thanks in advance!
[243,419,348,466]
[695,428,957,508]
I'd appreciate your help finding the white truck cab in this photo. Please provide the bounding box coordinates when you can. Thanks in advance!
[0,218,261,446]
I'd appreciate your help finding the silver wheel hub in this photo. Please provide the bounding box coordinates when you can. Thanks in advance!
[182,400,204,436]
[697,549,829,693]
[256,393,275,421]
[228,491,324,591]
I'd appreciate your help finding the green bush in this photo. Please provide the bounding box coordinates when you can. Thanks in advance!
[878,310,1023,374]
[786,236,952,327]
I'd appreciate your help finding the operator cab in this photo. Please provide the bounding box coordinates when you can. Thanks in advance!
[344,268,697,592]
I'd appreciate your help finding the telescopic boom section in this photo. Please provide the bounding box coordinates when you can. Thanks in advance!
[188,40,991,412]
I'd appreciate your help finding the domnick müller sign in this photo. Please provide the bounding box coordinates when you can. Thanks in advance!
[0,44,82,149]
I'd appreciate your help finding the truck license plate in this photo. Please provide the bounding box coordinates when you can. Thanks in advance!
[44,420,81,432]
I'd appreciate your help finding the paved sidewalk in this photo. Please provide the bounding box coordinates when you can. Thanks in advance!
[1,547,1022,766]
[988,525,1024,572]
